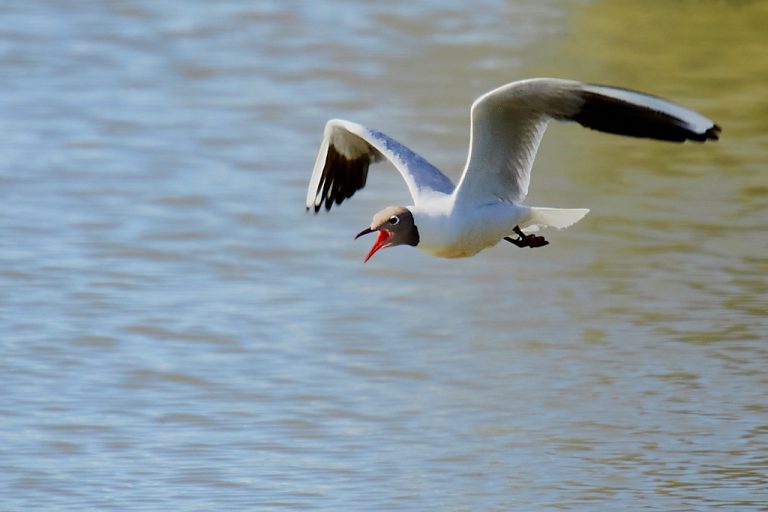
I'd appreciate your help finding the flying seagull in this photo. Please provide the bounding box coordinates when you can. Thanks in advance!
[306,78,720,262]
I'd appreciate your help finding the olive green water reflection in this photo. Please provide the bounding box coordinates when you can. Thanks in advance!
[1,1,766,511]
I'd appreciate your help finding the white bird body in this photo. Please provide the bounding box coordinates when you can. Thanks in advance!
[306,78,720,262]
[411,201,532,258]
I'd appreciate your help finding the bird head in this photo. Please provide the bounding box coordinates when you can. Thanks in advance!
[354,206,419,262]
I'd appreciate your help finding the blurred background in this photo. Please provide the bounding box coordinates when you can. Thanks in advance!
[1,1,766,510]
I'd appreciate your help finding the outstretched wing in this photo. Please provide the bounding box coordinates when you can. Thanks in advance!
[454,78,721,206]
[306,119,455,213]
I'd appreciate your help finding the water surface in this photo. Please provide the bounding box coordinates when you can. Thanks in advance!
[1,1,766,510]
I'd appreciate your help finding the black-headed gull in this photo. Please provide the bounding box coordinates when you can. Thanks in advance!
[307,78,720,262]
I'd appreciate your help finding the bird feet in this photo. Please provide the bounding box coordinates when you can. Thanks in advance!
[504,226,549,248]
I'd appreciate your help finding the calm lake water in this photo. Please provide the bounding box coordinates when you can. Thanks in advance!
[1,1,766,510]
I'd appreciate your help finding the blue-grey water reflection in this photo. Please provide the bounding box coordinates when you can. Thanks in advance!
[1,1,766,510]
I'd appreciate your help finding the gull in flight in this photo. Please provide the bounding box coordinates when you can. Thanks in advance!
[306,78,720,262]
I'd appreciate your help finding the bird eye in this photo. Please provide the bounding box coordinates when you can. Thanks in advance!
[388,215,400,225]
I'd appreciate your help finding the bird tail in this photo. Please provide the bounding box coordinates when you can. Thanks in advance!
[522,207,590,232]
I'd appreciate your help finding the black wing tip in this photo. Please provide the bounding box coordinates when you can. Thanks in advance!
[683,123,721,143]
[309,144,370,213]
[705,124,721,141]
[575,89,722,144]
[307,190,352,214]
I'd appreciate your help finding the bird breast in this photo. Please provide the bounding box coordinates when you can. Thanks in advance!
[412,202,529,258]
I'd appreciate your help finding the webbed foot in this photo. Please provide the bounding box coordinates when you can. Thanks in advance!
[504,225,549,248]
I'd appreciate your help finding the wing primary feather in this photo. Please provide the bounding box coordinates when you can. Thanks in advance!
[572,88,721,143]
[313,142,372,212]
[320,150,337,210]
[333,153,348,206]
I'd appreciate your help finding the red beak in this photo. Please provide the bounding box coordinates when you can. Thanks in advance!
[355,227,392,263]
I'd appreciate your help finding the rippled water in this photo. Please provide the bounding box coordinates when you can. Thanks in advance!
[1,1,767,510]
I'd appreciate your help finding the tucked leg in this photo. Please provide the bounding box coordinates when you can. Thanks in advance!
[504,226,549,248]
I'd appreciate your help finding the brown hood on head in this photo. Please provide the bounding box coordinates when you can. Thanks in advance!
[369,206,419,246]
[355,206,419,262]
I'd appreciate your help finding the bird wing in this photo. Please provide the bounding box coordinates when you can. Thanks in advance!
[454,78,721,205]
[306,119,455,212]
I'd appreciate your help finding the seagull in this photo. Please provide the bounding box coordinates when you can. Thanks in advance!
[306,78,720,262]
